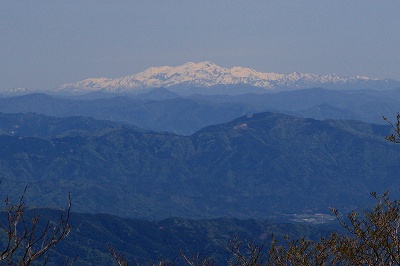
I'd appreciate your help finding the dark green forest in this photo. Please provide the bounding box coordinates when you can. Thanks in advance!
[0,112,399,220]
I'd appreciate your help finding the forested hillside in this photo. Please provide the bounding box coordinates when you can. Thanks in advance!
[2,208,333,265]
[0,112,398,219]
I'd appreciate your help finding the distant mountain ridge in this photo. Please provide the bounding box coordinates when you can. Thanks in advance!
[2,87,400,133]
[1,88,400,135]
[58,62,400,94]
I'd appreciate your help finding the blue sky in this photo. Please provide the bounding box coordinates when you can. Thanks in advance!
[1,1,399,90]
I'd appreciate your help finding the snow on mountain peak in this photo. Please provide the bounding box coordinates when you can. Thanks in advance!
[59,61,389,94]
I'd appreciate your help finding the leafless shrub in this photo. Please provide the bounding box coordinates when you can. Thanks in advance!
[0,187,72,265]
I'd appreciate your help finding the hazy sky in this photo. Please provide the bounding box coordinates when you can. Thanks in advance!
[1,1,399,90]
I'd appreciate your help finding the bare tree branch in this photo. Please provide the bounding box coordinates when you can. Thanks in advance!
[0,189,72,265]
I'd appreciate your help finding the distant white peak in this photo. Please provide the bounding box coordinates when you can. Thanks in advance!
[0,87,39,94]
[185,61,218,68]
[3,87,29,92]
[178,61,222,72]
[355,75,371,80]
[69,77,114,89]
[58,61,389,93]
[231,66,258,77]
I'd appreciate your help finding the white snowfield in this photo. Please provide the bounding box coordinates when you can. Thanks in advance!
[58,61,379,93]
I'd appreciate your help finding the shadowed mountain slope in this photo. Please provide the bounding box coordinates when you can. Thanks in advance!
[4,208,333,265]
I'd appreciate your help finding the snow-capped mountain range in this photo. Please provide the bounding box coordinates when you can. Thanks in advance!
[59,61,399,94]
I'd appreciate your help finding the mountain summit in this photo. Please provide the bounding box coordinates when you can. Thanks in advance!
[58,62,399,94]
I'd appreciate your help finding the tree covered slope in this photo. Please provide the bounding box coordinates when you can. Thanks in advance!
[0,112,398,219]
